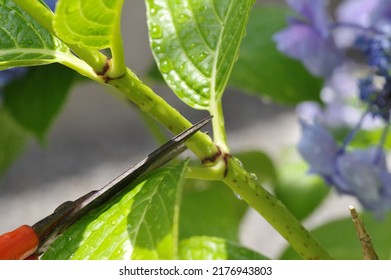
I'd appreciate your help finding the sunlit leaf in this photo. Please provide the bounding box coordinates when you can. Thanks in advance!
[146,0,255,109]
[42,161,188,260]
[0,0,70,70]
[53,0,124,49]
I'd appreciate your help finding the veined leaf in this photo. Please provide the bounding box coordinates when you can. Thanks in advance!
[146,0,255,109]
[179,236,268,260]
[53,0,124,49]
[0,0,70,70]
[42,162,188,260]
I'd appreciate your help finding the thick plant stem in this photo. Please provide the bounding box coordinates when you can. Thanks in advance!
[108,70,218,160]
[223,157,333,259]
[108,0,127,78]
[209,99,230,154]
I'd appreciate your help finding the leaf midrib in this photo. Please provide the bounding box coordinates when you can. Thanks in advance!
[210,0,234,103]
[130,176,169,258]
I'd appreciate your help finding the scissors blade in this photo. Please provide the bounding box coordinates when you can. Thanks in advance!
[32,116,212,254]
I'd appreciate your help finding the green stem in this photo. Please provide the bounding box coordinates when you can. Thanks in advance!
[13,0,108,72]
[108,0,127,78]
[186,161,226,181]
[223,157,333,260]
[57,53,100,82]
[209,99,229,154]
[108,69,218,160]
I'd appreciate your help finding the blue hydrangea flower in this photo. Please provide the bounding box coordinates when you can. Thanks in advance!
[298,120,391,216]
[273,0,344,77]
[297,120,338,177]
[333,148,391,214]
[337,0,381,29]
[297,63,382,130]
[279,0,391,215]
[354,35,391,121]
[338,0,391,34]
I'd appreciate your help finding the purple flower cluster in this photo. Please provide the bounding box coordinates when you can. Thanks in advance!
[298,120,391,216]
[274,0,391,215]
[274,0,344,77]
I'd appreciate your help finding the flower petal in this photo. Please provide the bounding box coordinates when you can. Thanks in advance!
[337,0,380,28]
[297,120,338,176]
[335,148,385,210]
[286,0,329,36]
[274,24,343,77]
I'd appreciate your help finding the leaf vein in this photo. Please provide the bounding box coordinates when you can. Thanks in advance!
[165,2,211,77]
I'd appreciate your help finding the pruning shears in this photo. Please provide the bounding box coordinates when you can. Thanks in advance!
[0,116,211,260]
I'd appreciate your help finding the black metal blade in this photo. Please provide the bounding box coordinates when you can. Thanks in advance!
[32,116,212,254]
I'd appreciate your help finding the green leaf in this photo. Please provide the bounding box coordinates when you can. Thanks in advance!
[229,6,323,104]
[0,106,27,176]
[274,149,330,221]
[180,179,248,242]
[281,212,391,260]
[179,236,268,260]
[53,0,124,49]
[0,0,70,70]
[42,161,188,260]
[3,63,78,142]
[146,0,255,109]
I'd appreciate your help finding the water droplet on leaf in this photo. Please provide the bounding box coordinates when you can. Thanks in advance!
[201,86,210,96]
[152,42,164,53]
[178,14,189,23]
[150,25,162,39]
[197,52,208,62]
[160,58,173,73]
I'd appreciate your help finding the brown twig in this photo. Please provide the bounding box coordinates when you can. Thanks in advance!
[349,205,379,260]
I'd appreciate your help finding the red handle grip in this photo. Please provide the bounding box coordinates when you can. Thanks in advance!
[0,225,39,260]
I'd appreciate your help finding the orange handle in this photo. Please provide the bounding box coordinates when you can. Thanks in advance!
[0,225,39,260]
